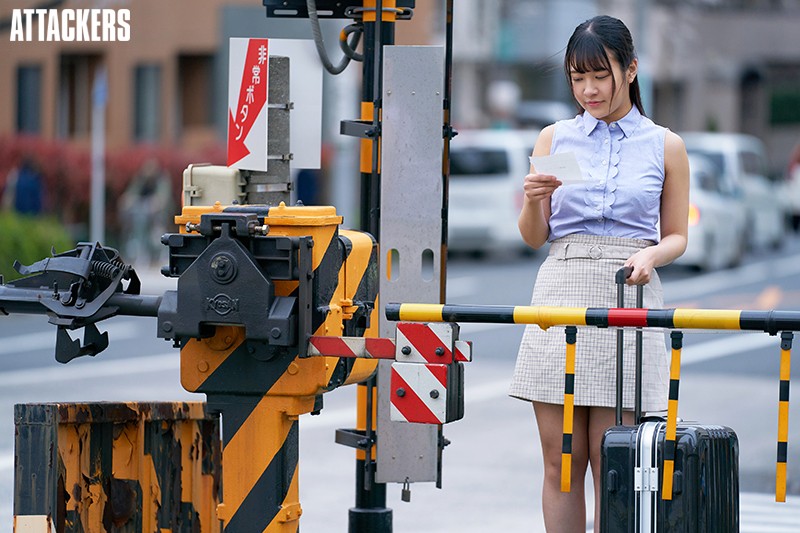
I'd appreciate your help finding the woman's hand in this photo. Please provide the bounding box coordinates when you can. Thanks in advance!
[623,248,658,285]
[523,173,562,203]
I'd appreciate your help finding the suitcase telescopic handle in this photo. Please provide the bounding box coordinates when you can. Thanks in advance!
[615,265,634,285]
[614,267,645,425]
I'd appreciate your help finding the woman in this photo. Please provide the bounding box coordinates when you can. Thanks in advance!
[509,15,689,532]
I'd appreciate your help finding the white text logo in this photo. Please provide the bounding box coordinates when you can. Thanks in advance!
[10,9,131,42]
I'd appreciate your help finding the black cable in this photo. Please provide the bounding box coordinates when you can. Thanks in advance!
[340,23,364,62]
[307,0,359,75]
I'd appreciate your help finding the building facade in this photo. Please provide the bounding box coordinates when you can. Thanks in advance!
[1,1,799,170]
[0,0,437,153]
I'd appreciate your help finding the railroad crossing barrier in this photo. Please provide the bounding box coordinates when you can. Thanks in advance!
[386,301,800,502]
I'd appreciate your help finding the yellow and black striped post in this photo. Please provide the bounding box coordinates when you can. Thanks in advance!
[174,204,380,531]
[661,331,684,500]
[561,326,578,493]
[776,331,793,502]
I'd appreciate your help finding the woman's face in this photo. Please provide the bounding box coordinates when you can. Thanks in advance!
[569,51,637,124]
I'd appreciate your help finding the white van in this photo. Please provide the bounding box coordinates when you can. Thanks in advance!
[447,129,539,256]
[681,132,786,251]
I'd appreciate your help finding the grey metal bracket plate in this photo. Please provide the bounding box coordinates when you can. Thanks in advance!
[377,45,445,484]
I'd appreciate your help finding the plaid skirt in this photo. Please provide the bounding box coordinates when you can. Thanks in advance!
[509,234,669,411]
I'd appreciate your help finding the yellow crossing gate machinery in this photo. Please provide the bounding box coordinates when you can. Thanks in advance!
[166,202,382,530]
[3,0,466,531]
[3,200,399,531]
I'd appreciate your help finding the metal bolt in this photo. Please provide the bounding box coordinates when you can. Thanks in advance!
[396,388,406,397]
[401,346,412,355]
[197,361,209,373]
[434,347,445,356]
[210,253,236,283]
[271,327,282,339]
[429,390,440,399]
[250,224,268,236]
[162,322,173,333]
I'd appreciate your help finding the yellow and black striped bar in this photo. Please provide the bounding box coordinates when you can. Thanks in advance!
[776,331,793,502]
[385,303,800,334]
[561,326,578,493]
[661,331,684,501]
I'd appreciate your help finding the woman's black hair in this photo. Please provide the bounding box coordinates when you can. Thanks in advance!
[564,15,645,115]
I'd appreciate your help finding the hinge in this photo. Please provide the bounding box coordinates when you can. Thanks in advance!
[634,467,659,492]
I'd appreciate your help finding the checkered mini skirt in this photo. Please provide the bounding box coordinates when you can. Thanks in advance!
[509,234,669,412]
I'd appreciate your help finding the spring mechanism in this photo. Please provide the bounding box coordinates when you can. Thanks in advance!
[112,258,132,279]
[91,260,122,280]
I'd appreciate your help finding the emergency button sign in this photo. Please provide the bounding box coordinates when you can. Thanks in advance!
[227,38,269,171]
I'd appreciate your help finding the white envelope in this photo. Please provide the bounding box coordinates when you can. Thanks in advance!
[529,152,586,184]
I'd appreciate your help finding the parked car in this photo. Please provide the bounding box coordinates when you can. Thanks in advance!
[447,129,538,256]
[515,100,576,129]
[673,154,748,271]
[681,132,786,251]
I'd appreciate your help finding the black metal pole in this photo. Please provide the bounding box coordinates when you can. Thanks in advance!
[351,2,394,531]
[440,0,454,305]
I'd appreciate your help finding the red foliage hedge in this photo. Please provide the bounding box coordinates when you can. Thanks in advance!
[0,135,225,244]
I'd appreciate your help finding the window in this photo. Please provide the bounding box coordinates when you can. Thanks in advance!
[58,54,102,138]
[134,64,162,142]
[16,65,42,134]
[767,61,800,126]
[178,54,214,130]
[450,148,509,177]
[740,151,766,176]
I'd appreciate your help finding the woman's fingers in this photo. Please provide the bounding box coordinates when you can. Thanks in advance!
[523,174,562,201]
[623,264,652,285]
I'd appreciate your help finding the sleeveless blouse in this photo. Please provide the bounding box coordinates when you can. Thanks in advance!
[547,107,666,243]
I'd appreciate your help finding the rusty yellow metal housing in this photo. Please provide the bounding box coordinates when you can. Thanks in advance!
[14,402,220,532]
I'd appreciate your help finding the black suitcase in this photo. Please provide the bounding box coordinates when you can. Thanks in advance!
[599,268,740,532]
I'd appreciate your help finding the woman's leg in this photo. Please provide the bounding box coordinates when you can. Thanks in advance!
[587,407,634,532]
[533,401,590,533]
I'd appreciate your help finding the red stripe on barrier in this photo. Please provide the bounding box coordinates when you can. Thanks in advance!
[455,341,471,362]
[398,323,453,362]
[427,364,448,388]
[391,368,440,424]
[309,336,353,357]
[364,337,396,359]
[608,308,648,327]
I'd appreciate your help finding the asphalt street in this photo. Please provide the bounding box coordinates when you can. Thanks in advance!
[4,238,800,531]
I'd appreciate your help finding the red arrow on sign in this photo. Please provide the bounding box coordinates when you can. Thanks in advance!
[227,39,268,167]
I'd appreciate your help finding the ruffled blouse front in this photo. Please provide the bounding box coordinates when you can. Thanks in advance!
[547,107,666,243]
